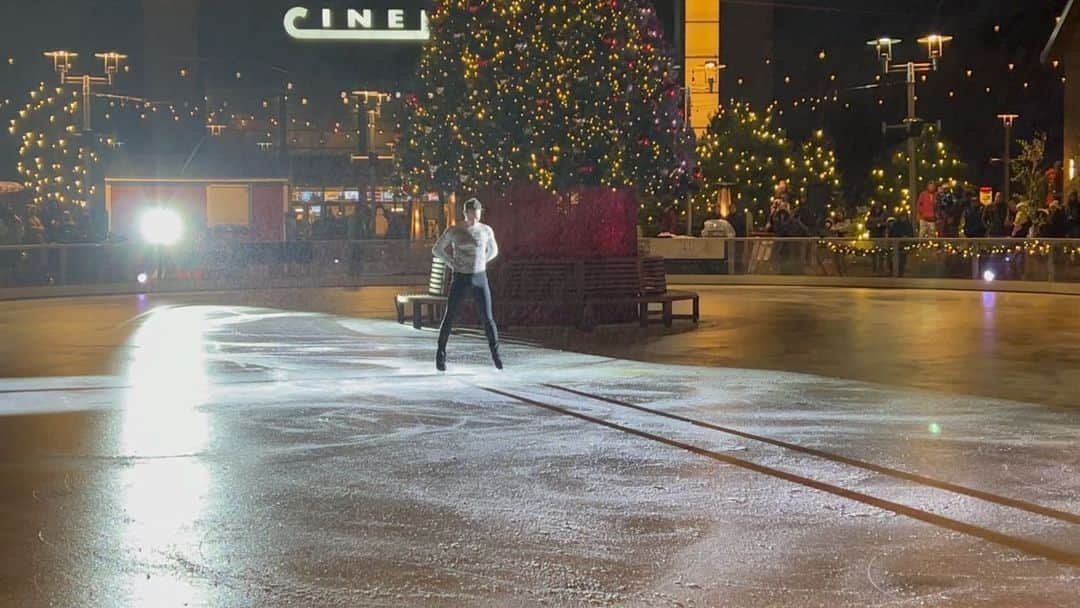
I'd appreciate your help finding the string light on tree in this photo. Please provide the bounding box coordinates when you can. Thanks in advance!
[397,0,693,201]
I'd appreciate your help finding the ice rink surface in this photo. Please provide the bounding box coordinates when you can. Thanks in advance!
[0,286,1077,606]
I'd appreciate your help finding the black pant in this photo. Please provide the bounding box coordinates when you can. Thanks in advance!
[437,271,499,355]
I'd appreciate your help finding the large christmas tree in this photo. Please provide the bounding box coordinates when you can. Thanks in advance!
[397,0,693,198]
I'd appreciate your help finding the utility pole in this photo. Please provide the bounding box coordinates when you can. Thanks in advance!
[351,90,391,218]
[906,62,917,225]
[44,50,126,229]
[44,50,126,233]
[998,114,1018,205]
[867,35,951,226]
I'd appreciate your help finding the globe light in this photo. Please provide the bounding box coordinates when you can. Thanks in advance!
[140,208,183,245]
[136,272,148,284]
[983,270,996,282]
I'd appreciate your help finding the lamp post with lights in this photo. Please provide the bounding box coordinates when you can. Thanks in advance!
[997,113,1019,205]
[867,35,951,224]
[43,50,126,216]
[350,90,392,210]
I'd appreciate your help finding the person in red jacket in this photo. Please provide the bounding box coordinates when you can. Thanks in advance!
[917,180,938,238]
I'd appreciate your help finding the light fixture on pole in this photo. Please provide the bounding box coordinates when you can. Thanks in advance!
[43,49,126,212]
[866,34,951,225]
[350,90,392,206]
[997,113,1019,205]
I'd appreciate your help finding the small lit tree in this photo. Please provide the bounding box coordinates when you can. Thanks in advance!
[692,101,841,222]
[1010,132,1047,205]
[868,124,967,216]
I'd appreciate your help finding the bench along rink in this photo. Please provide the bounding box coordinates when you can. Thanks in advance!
[0,304,1077,607]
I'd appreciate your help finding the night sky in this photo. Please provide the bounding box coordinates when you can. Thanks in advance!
[0,0,1068,199]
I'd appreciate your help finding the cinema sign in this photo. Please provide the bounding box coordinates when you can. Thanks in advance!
[284,6,430,41]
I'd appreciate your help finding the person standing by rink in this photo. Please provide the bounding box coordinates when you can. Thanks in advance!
[432,197,502,372]
[916,180,938,238]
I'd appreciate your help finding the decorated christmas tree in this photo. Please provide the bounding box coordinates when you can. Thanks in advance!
[869,124,967,216]
[10,83,102,209]
[397,0,693,199]
[690,101,841,223]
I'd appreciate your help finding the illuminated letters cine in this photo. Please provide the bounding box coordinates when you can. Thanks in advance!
[284,7,430,41]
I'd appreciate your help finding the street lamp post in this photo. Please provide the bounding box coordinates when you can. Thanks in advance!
[997,114,1019,205]
[351,90,392,208]
[44,50,126,214]
[683,59,725,235]
[867,35,951,226]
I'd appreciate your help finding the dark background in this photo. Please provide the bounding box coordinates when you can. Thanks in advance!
[0,0,1067,199]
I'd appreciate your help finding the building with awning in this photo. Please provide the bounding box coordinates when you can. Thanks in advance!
[1043,0,1080,191]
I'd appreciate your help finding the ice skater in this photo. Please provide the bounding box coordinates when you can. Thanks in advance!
[432,197,502,372]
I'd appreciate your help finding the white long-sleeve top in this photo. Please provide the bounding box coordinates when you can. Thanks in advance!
[432,222,499,274]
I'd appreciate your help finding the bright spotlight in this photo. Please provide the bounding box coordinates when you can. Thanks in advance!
[136,272,148,284]
[140,208,183,245]
[983,270,996,282]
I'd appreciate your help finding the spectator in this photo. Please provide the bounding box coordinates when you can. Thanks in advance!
[727,210,747,238]
[56,211,79,243]
[772,180,792,208]
[885,215,914,277]
[23,206,46,244]
[373,206,390,237]
[1045,200,1068,238]
[1011,201,1034,238]
[659,204,677,235]
[1066,191,1080,238]
[984,192,1008,237]
[1046,161,1063,206]
[868,204,888,239]
[962,196,987,238]
[917,180,938,238]
[868,204,889,275]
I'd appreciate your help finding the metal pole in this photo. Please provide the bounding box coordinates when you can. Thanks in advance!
[906,62,918,228]
[685,84,693,236]
[1003,120,1011,206]
[81,76,92,132]
[687,193,694,237]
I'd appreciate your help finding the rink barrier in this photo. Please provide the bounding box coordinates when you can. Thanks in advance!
[3,237,1080,299]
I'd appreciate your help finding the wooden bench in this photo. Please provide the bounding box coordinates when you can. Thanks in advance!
[638,257,699,328]
[398,256,698,330]
[580,258,642,329]
[394,257,450,329]
[495,259,583,327]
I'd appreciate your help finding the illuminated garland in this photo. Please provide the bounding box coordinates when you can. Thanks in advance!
[818,239,1079,257]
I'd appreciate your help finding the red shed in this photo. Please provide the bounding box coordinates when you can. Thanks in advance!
[105,177,289,242]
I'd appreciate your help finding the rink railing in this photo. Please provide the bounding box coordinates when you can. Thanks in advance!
[3,237,1080,290]
[0,239,436,289]
[643,237,1080,284]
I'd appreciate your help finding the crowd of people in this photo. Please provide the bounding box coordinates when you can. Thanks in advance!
[913,179,1080,240]
[285,205,411,241]
[0,203,100,246]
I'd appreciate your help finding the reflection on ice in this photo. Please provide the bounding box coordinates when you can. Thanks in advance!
[117,306,212,606]
[122,306,210,457]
